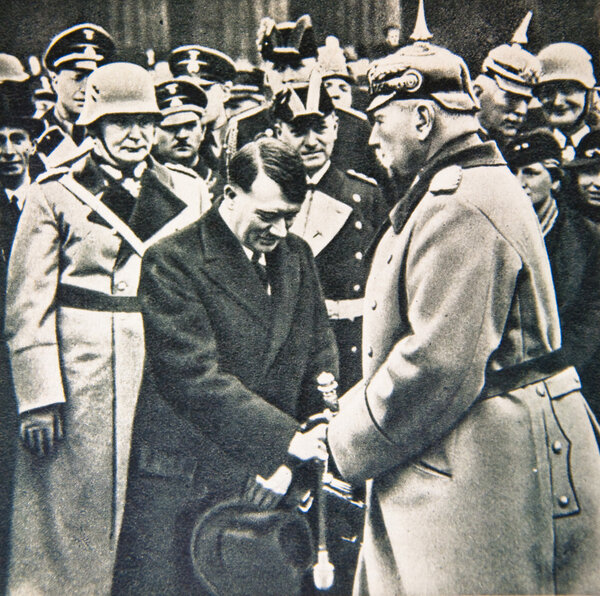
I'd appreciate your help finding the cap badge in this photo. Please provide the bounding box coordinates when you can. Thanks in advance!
[83,29,95,41]
[186,50,203,75]
[83,46,100,60]
[168,97,183,108]
[584,148,600,158]
[166,83,179,95]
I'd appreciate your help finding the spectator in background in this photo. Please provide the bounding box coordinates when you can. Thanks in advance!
[371,23,402,59]
[154,78,218,205]
[534,42,599,162]
[33,23,116,174]
[473,13,541,151]
[506,129,600,419]
[0,79,43,596]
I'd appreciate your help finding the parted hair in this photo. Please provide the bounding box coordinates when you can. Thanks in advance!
[227,137,307,204]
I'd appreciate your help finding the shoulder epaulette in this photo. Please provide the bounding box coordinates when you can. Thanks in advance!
[346,169,378,186]
[164,162,199,178]
[35,166,70,184]
[337,105,368,121]
[429,165,462,196]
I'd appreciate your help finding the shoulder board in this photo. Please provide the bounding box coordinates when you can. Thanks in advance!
[429,165,463,196]
[35,166,70,184]
[164,162,200,178]
[337,105,368,121]
[346,169,378,186]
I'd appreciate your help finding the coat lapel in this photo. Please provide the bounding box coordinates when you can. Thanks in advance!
[290,168,353,256]
[263,240,301,371]
[198,208,273,327]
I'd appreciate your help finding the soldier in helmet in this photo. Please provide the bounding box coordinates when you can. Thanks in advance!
[33,23,116,175]
[473,12,541,150]
[324,2,600,593]
[153,78,218,206]
[533,42,599,161]
[226,15,384,187]
[5,62,202,596]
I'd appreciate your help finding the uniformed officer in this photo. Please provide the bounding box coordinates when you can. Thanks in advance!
[273,72,384,395]
[325,4,600,593]
[169,44,236,170]
[317,36,355,110]
[226,15,383,186]
[154,78,217,206]
[225,63,265,120]
[34,23,116,175]
[533,42,599,161]
[5,62,202,596]
[473,12,541,150]
[272,73,384,594]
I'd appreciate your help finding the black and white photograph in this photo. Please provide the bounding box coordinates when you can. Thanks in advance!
[0,0,600,594]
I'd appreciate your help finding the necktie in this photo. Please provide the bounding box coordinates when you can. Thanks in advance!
[251,252,269,291]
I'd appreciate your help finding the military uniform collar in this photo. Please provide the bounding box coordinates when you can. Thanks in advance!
[390,132,505,234]
[306,161,331,186]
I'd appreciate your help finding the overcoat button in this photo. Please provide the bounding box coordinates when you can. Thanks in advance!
[536,385,546,397]
[352,193,361,203]
[350,346,358,354]
[353,284,361,292]
[355,221,363,230]
[355,251,363,260]
[552,441,563,454]
[367,347,373,358]
[371,300,377,310]
[116,281,128,291]
[558,495,570,508]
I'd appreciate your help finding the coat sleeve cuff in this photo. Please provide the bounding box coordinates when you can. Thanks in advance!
[327,380,404,484]
[10,345,66,414]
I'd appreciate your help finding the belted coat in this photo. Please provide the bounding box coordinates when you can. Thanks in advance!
[328,134,600,595]
[5,152,205,595]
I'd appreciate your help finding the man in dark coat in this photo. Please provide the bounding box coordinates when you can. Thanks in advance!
[0,79,42,596]
[113,138,339,595]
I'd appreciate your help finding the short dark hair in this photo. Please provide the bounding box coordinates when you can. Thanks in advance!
[227,137,307,204]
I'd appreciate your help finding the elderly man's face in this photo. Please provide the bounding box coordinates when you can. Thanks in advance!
[276,113,338,175]
[369,101,422,177]
[226,172,301,253]
[154,113,205,165]
[536,80,587,131]
[98,114,155,166]
[477,82,529,139]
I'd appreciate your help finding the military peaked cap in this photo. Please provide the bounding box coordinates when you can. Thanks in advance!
[169,45,236,85]
[43,23,116,72]
[367,41,479,113]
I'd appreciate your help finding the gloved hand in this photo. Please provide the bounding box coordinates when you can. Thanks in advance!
[19,405,64,456]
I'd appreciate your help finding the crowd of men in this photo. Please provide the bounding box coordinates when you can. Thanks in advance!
[1,4,600,595]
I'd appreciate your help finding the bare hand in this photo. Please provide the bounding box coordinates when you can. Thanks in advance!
[288,423,328,462]
[19,406,64,456]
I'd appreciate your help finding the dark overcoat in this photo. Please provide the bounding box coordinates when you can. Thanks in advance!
[113,206,338,595]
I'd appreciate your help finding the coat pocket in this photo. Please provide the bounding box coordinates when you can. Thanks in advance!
[136,444,198,485]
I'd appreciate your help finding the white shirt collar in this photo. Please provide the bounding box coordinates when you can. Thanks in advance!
[306,160,331,186]
[5,174,31,210]
[552,124,590,148]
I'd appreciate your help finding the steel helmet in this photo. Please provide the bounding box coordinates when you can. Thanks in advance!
[77,62,160,126]
[537,43,596,89]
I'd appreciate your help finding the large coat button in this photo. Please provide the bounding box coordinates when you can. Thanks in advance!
[367,347,373,357]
